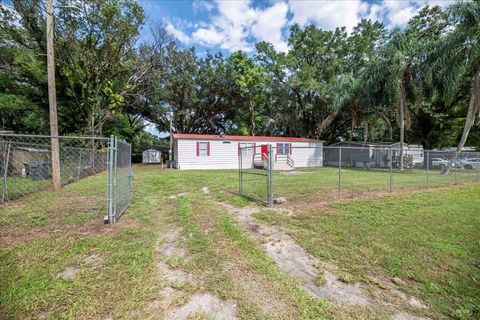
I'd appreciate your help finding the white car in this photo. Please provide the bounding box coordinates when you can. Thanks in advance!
[458,158,480,170]
[431,158,451,169]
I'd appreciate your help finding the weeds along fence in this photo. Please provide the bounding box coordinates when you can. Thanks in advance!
[239,145,480,205]
[0,134,132,223]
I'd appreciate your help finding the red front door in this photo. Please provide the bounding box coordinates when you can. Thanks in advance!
[261,144,268,160]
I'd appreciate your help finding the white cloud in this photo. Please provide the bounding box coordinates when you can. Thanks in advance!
[191,26,223,47]
[379,0,457,28]
[251,2,289,52]
[192,0,214,14]
[161,0,458,53]
[365,3,383,22]
[165,22,191,44]
[288,0,367,33]
[190,0,290,52]
[382,1,418,27]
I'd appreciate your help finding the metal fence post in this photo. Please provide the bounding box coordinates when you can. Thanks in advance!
[389,147,393,192]
[267,145,273,207]
[77,149,82,179]
[477,152,479,183]
[106,135,116,223]
[426,150,429,189]
[238,148,243,194]
[338,147,342,196]
[454,152,458,184]
[2,142,11,203]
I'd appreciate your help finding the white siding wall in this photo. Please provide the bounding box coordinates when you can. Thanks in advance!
[175,138,323,170]
[176,139,239,170]
[290,142,323,167]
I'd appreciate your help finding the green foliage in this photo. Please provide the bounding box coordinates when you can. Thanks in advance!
[0,0,145,141]
[0,0,479,149]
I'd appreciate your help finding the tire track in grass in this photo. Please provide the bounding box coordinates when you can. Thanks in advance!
[218,201,430,320]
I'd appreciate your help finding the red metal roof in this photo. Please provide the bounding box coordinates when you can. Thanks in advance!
[172,133,323,143]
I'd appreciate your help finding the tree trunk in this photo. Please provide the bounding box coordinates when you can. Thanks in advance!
[399,84,406,171]
[249,100,255,136]
[363,121,368,143]
[318,111,340,137]
[349,107,357,143]
[457,69,480,152]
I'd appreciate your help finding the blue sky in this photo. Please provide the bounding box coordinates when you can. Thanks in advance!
[138,0,456,54]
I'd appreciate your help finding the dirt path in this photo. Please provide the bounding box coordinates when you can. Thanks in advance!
[219,202,429,319]
[148,223,238,319]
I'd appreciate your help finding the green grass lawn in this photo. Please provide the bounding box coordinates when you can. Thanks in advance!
[272,166,479,202]
[255,186,480,319]
[1,165,479,319]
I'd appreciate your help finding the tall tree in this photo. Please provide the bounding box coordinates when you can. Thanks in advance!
[256,24,350,139]
[364,28,423,170]
[56,0,144,136]
[426,1,480,151]
[227,51,268,136]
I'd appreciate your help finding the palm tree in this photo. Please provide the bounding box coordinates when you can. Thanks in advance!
[365,30,421,170]
[426,0,480,151]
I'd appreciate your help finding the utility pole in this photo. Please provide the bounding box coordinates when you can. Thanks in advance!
[46,0,61,189]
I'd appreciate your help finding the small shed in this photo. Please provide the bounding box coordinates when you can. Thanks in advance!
[10,147,50,176]
[142,149,161,164]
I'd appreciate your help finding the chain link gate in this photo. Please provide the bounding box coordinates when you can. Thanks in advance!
[238,144,273,206]
[106,135,133,223]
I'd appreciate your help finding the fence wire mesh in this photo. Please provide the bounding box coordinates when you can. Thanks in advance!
[109,138,132,223]
[238,144,480,206]
[238,144,273,205]
[0,134,132,223]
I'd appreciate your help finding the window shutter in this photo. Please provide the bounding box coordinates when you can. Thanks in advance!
[253,142,256,154]
[207,142,210,156]
[290,143,292,155]
[276,143,280,154]
[196,142,199,156]
[238,142,240,155]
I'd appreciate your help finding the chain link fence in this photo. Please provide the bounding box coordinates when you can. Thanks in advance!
[239,144,273,205]
[0,134,132,223]
[239,144,480,206]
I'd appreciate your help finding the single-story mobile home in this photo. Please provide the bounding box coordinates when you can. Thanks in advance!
[172,134,323,170]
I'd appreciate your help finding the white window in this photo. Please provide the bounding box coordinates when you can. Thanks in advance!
[197,141,209,156]
[239,142,254,155]
[277,143,291,155]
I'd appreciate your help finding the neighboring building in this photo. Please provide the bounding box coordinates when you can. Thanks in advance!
[172,134,324,170]
[10,146,50,176]
[324,141,390,168]
[142,149,161,164]
[390,143,424,167]
[325,141,424,168]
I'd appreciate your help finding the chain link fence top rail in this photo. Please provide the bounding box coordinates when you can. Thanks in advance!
[239,144,480,206]
[0,134,132,224]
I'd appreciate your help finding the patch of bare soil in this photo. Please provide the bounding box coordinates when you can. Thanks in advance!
[393,312,428,320]
[0,216,137,247]
[148,225,238,320]
[219,202,429,319]
[285,184,473,213]
[167,292,237,320]
[57,266,79,280]
[168,192,189,199]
